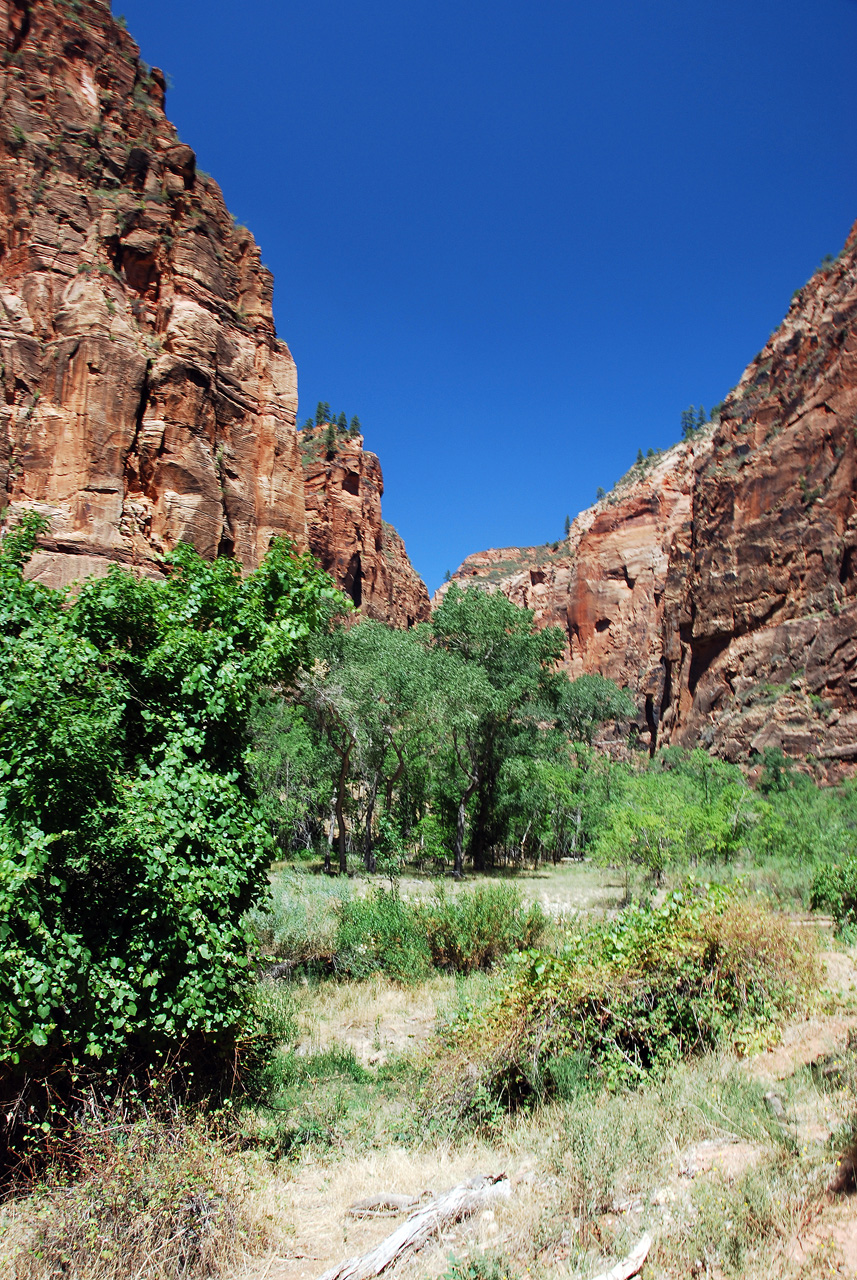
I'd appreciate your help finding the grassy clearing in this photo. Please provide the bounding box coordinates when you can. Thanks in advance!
[4,869,856,1280]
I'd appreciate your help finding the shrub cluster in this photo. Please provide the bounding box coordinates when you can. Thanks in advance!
[810,856,857,933]
[246,878,547,983]
[423,888,817,1130]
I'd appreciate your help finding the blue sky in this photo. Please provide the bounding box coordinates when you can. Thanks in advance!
[117,0,857,593]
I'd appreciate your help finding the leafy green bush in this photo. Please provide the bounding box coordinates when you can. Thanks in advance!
[417,883,546,973]
[810,856,857,931]
[423,888,817,1128]
[0,513,340,1164]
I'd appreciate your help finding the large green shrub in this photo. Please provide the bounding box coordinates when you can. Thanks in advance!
[0,514,340,1158]
[810,856,857,931]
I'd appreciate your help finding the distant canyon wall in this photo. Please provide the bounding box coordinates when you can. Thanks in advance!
[437,219,857,769]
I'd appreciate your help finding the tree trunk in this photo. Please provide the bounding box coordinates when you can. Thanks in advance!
[335,742,353,875]
[364,772,379,873]
[454,777,478,880]
[324,790,337,875]
[383,746,405,813]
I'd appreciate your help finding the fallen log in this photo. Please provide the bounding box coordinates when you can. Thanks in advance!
[317,1174,511,1280]
[590,1233,652,1280]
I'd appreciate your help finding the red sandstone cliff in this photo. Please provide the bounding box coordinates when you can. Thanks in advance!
[300,425,430,627]
[668,222,857,766]
[0,0,306,587]
[436,220,857,768]
[0,0,430,629]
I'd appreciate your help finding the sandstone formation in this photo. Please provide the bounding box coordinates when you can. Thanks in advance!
[437,220,857,769]
[0,0,306,587]
[301,424,430,627]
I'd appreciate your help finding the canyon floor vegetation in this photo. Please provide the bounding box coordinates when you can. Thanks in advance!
[2,517,857,1279]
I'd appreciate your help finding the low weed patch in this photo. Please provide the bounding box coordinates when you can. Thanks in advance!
[422,888,818,1130]
[1,1111,263,1280]
[419,883,546,973]
[244,871,348,971]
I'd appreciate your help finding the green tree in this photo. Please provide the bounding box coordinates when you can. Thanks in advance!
[557,674,634,745]
[349,415,362,438]
[324,420,337,456]
[0,515,340,1148]
[337,411,348,432]
[316,400,331,426]
[430,585,566,872]
[563,514,571,538]
[636,448,644,465]
[596,486,606,500]
[681,406,697,439]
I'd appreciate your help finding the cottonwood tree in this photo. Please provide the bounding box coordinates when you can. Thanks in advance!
[430,584,566,871]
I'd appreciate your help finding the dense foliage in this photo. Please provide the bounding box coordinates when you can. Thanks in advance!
[0,514,340,1145]
[251,585,635,877]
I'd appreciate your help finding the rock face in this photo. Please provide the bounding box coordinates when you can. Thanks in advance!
[0,0,306,587]
[669,223,857,767]
[437,220,857,768]
[301,425,430,627]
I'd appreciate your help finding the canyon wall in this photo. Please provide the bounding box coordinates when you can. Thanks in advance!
[0,0,306,587]
[438,220,857,768]
[0,0,428,625]
[301,425,430,627]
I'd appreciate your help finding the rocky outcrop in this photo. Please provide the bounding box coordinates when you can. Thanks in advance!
[301,425,430,627]
[0,0,306,587]
[438,220,857,769]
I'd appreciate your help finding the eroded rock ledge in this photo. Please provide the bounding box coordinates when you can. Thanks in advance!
[301,425,430,628]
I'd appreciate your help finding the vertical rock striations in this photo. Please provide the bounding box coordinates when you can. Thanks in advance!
[0,0,306,587]
[300,425,430,626]
[667,221,857,765]
[437,219,857,767]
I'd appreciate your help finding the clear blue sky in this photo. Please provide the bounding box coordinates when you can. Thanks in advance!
[118,0,857,594]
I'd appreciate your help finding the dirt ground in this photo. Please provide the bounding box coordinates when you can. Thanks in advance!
[233,940,857,1280]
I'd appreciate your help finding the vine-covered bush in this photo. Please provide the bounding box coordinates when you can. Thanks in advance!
[0,513,340,1163]
[423,888,817,1130]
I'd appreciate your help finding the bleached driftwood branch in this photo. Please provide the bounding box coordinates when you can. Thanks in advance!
[590,1233,652,1280]
[317,1174,511,1280]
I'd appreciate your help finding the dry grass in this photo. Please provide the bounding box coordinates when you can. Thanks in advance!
[4,872,856,1280]
[0,1111,269,1280]
[291,972,457,1066]
[234,1029,857,1280]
